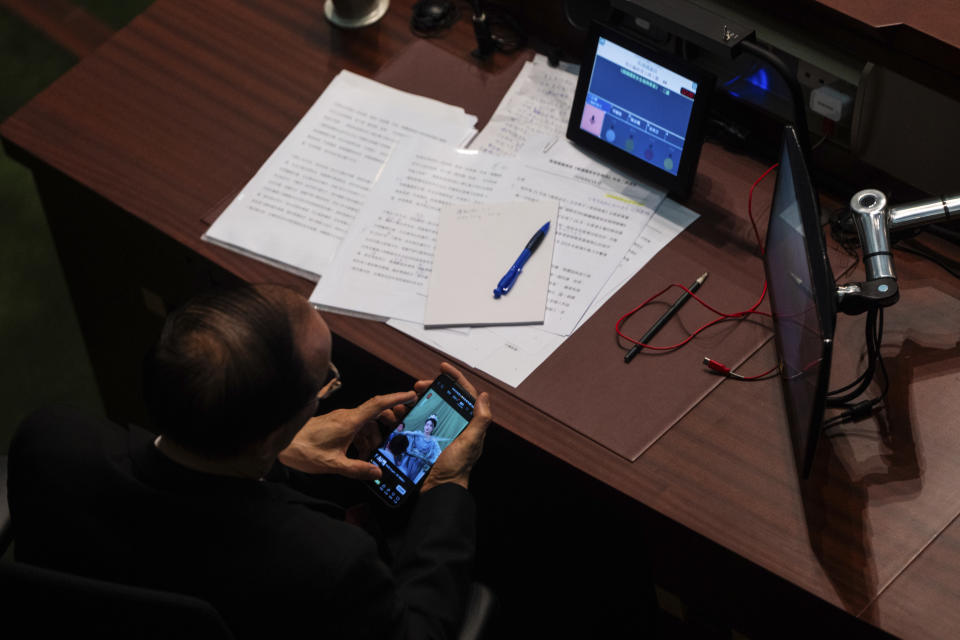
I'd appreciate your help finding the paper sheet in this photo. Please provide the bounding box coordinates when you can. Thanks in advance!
[527,137,668,209]
[388,198,699,387]
[502,162,653,336]
[308,145,515,322]
[469,57,580,157]
[203,71,477,279]
[577,197,701,330]
[425,200,559,328]
[310,141,653,337]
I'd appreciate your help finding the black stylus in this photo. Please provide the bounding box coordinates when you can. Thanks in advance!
[624,272,708,363]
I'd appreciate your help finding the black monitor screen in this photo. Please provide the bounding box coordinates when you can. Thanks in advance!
[763,126,836,478]
[567,22,714,198]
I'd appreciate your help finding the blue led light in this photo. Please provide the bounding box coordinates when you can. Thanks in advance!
[746,68,769,91]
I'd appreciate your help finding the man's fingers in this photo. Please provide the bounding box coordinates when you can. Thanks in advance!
[357,391,416,422]
[440,362,479,397]
[378,402,410,424]
[414,363,476,398]
[461,392,491,444]
[338,458,383,482]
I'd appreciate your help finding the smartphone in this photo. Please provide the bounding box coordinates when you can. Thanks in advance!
[367,374,474,507]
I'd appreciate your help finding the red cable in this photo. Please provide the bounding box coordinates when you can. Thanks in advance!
[748,162,778,256]
[617,161,780,378]
[703,357,777,380]
[614,282,770,350]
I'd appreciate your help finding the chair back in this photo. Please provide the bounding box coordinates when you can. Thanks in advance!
[0,561,234,639]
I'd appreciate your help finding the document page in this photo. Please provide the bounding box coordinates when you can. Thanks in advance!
[577,197,700,330]
[308,144,515,321]
[203,71,477,279]
[526,136,667,209]
[470,56,579,157]
[503,164,652,336]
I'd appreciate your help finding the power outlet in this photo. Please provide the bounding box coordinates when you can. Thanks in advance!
[796,59,838,89]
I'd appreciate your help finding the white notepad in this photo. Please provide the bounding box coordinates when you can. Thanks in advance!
[424,200,558,328]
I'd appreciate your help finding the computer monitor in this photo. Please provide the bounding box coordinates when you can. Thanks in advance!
[763,126,837,478]
[566,21,714,198]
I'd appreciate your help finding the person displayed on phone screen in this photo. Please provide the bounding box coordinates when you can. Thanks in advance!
[379,433,419,480]
[385,422,405,446]
[405,415,442,482]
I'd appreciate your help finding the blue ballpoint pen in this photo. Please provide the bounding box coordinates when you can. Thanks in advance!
[493,221,551,299]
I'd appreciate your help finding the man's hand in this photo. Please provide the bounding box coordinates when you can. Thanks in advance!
[419,363,492,493]
[278,391,415,481]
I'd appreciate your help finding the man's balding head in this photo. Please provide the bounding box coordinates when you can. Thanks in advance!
[143,285,331,458]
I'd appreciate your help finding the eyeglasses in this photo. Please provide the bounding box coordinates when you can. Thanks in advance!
[317,362,342,401]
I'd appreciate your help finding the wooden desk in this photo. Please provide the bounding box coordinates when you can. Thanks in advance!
[4,1,960,637]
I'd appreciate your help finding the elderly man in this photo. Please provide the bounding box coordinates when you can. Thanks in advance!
[8,284,491,639]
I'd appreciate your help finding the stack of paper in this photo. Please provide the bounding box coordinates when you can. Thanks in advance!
[203,71,478,280]
[307,139,655,338]
[383,56,700,387]
[203,58,700,388]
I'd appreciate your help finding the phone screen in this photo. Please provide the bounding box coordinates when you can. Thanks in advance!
[368,374,474,507]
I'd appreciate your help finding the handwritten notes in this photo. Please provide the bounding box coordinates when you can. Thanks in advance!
[470,57,580,157]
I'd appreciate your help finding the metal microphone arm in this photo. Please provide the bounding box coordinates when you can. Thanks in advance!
[889,194,960,230]
[838,189,960,315]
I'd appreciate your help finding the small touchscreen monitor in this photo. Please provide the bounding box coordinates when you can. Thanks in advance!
[567,21,714,198]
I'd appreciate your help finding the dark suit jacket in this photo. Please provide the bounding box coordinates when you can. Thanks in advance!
[8,406,476,639]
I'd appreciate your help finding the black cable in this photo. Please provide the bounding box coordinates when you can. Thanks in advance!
[824,213,860,282]
[826,309,878,404]
[826,366,871,398]
[925,223,960,245]
[895,243,960,281]
[823,308,889,429]
[823,398,879,430]
[823,413,848,429]
[874,307,890,399]
[563,0,582,29]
